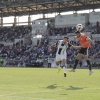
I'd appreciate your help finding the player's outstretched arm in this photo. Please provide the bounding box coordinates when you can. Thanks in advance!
[48,43,56,52]
[71,45,82,49]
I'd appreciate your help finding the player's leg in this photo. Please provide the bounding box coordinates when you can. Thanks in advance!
[69,53,83,72]
[56,55,62,73]
[62,59,67,77]
[56,61,62,73]
[84,48,93,75]
[61,54,67,77]
[69,48,84,72]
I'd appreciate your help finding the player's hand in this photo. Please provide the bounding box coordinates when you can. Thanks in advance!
[74,46,82,49]
[74,36,77,40]
[48,48,52,52]
[79,46,82,48]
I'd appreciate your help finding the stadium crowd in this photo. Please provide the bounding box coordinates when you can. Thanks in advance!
[0,26,32,42]
[0,36,49,67]
[48,26,76,36]
[48,21,100,36]
[87,21,100,34]
[0,35,100,67]
[0,24,99,68]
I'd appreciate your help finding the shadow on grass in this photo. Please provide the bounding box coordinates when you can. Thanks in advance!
[46,84,62,89]
[66,86,85,90]
[46,84,58,89]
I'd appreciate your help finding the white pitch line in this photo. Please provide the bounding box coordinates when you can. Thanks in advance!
[0,94,54,100]
[0,88,99,99]
[0,95,54,100]
[0,90,59,98]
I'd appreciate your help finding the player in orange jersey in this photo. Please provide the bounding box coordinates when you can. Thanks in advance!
[69,30,93,75]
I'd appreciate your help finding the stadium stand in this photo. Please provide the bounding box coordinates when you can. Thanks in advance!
[0,0,100,68]
[0,26,32,42]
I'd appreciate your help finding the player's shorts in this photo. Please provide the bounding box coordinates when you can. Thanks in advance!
[55,54,66,62]
[79,48,89,55]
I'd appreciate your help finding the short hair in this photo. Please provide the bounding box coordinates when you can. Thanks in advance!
[63,36,69,39]
[75,30,81,34]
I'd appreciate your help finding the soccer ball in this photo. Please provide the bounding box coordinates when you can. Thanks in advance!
[76,24,83,31]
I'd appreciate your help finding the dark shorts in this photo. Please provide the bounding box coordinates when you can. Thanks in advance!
[79,48,89,55]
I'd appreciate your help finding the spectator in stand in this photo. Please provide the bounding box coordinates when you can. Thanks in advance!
[48,26,76,36]
[96,21,99,28]
[0,26,32,42]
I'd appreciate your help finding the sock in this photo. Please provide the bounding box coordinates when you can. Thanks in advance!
[86,60,91,70]
[63,66,66,73]
[73,59,79,69]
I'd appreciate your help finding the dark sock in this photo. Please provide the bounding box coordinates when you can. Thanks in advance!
[73,59,79,69]
[86,60,91,70]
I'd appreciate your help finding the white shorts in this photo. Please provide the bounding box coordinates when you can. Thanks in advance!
[55,54,66,62]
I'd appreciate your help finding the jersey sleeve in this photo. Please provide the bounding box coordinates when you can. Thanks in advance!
[83,34,91,41]
[56,40,59,46]
[68,43,72,48]
[83,34,87,40]
[86,37,90,40]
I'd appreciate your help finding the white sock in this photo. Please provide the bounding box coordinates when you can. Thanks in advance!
[63,66,67,73]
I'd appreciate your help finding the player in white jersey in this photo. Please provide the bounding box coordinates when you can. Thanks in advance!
[49,36,82,77]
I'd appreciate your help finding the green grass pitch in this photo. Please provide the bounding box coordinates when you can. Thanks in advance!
[0,67,100,100]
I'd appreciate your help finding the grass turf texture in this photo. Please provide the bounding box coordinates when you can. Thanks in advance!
[0,67,100,100]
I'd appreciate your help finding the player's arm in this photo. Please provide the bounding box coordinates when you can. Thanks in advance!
[68,43,82,49]
[81,37,92,47]
[74,36,77,40]
[71,45,82,49]
[48,42,57,51]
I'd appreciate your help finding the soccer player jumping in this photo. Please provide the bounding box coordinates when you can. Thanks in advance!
[49,36,82,77]
[69,24,93,75]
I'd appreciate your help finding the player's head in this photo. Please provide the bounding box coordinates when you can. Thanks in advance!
[76,24,83,31]
[63,36,69,43]
[75,30,81,38]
